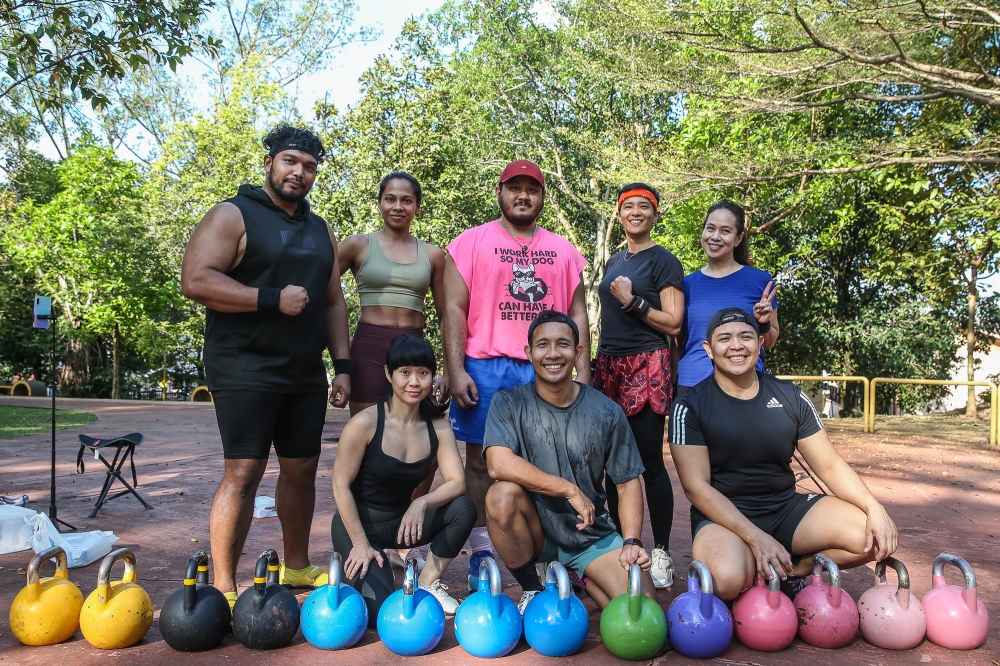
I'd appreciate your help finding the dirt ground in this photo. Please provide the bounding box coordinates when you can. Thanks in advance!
[0,395,997,665]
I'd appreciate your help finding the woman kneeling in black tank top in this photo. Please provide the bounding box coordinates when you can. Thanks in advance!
[332,335,475,619]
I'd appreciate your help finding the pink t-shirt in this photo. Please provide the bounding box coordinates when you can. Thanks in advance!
[447,220,588,360]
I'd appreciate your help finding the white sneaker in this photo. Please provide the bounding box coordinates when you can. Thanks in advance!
[420,579,460,615]
[650,548,674,589]
[517,589,540,615]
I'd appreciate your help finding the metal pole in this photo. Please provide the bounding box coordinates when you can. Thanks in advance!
[49,319,57,528]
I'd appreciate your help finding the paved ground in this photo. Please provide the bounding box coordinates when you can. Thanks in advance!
[0,395,997,665]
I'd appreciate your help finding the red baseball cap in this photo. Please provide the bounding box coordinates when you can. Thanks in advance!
[499,160,545,187]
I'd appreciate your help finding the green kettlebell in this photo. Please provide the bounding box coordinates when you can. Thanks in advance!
[599,563,667,660]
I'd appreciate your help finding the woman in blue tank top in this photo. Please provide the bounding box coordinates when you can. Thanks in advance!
[677,200,780,391]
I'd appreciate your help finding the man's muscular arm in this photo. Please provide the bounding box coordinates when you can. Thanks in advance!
[181,202,308,315]
[326,225,352,407]
[442,253,477,407]
[568,278,592,385]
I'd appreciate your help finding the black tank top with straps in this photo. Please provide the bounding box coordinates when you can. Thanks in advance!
[350,402,438,513]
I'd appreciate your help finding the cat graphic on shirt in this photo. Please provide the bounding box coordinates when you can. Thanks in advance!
[508,263,548,303]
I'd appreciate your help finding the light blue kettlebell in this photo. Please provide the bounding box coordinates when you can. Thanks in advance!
[301,552,368,650]
[523,561,589,657]
[455,556,522,657]
[376,558,445,656]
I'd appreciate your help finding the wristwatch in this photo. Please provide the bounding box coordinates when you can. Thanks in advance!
[622,537,644,548]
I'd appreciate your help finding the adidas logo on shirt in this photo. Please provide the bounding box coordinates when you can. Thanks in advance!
[766,397,784,409]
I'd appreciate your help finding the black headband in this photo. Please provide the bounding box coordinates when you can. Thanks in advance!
[269,140,320,162]
[705,307,760,340]
[527,310,580,346]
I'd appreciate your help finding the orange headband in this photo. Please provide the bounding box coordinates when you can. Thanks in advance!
[617,188,658,211]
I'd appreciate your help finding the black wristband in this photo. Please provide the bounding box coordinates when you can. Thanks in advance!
[257,287,281,313]
[620,295,639,313]
[757,319,771,335]
[634,298,651,318]
[622,537,644,548]
[333,359,352,376]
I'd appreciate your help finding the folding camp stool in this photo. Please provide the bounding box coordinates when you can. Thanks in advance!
[76,433,153,518]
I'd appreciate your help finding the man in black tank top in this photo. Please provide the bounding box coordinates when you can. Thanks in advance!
[181,125,352,603]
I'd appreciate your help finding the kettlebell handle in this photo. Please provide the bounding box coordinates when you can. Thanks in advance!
[627,562,642,598]
[26,545,69,587]
[403,557,418,596]
[812,553,841,590]
[478,556,503,597]
[544,561,572,601]
[765,563,780,592]
[183,550,210,613]
[329,551,343,588]
[97,547,137,589]
[875,556,910,591]
[688,560,714,595]
[931,552,976,589]
[253,549,280,611]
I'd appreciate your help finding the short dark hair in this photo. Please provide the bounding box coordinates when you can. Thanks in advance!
[617,182,660,203]
[379,172,422,204]
[384,335,447,420]
[705,200,750,266]
[263,125,326,163]
[527,310,580,346]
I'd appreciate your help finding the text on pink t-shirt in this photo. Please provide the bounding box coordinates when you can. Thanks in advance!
[447,220,588,360]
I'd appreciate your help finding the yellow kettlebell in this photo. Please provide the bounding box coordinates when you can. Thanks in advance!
[80,547,153,649]
[9,546,84,645]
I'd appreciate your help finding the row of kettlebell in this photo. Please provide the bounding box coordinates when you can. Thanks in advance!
[669,552,991,659]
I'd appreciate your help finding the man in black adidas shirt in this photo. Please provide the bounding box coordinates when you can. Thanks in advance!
[668,307,897,600]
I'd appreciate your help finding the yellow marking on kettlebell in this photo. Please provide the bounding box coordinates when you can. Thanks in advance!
[268,565,280,571]
[254,576,267,584]
[197,565,209,572]
[8,546,83,646]
[80,548,153,650]
[184,578,197,586]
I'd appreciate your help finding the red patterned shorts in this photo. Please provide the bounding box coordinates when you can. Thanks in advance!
[593,348,673,417]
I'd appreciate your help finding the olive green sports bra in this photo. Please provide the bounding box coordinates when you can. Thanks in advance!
[355,232,432,312]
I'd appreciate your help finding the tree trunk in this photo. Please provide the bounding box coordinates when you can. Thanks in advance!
[967,264,978,418]
[112,323,120,400]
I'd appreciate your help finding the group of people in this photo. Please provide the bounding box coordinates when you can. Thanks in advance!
[180,124,898,621]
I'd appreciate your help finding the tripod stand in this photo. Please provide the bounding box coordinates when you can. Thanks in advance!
[34,297,76,533]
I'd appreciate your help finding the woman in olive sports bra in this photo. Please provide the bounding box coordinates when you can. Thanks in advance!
[338,172,448,415]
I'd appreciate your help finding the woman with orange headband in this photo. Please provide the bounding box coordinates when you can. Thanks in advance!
[593,182,684,589]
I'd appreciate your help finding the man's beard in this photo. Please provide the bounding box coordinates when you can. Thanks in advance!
[268,169,310,203]
[499,196,541,227]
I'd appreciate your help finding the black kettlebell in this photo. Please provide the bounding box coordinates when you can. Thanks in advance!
[159,550,230,652]
[232,549,300,650]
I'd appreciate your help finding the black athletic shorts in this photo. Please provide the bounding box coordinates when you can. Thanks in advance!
[691,492,826,557]
[213,390,328,459]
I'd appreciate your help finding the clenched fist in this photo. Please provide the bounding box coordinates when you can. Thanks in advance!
[279,285,309,316]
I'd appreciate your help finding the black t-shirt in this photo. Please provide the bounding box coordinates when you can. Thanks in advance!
[598,246,684,356]
[668,372,824,515]
[483,383,644,551]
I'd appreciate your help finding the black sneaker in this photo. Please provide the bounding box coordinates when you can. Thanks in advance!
[779,575,809,600]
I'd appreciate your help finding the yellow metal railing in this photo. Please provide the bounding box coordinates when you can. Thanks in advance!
[868,378,997,447]
[776,375,871,433]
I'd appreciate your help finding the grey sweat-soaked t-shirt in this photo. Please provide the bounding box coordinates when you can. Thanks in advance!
[483,383,645,551]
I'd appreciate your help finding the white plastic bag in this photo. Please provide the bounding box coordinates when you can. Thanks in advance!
[0,505,37,554]
[28,512,119,568]
[253,495,277,519]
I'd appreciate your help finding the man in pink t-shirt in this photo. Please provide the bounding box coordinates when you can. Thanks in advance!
[442,159,591,591]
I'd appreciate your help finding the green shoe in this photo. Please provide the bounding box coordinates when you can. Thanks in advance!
[279,561,328,588]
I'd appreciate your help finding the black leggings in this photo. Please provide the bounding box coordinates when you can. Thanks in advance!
[606,403,674,550]
[331,496,476,625]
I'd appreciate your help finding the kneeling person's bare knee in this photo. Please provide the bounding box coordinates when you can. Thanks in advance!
[485,481,525,520]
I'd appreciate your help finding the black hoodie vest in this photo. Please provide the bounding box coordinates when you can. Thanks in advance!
[203,185,334,392]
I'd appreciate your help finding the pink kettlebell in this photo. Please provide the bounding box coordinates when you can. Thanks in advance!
[733,563,797,651]
[794,554,859,648]
[922,553,990,650]
[858,557,926,650]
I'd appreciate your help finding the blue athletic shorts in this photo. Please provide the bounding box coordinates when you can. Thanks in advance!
[539,532,624,579]
[449,356,535,445]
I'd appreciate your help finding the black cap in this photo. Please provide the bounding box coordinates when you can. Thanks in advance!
[706,307,760,340]
[527,310,580,346]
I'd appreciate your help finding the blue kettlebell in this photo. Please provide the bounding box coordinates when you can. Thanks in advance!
[667,560,733,658]
[376,558,445,656]
[455,556,522,657]
[523,561,589,657]
[301,552,368,650]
